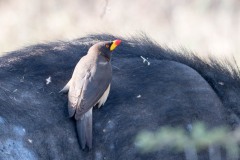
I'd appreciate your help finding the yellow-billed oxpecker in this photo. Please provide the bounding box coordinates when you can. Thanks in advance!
[60,39,121,149]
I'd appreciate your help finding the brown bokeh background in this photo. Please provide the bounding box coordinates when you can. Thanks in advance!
[0,0,240,62]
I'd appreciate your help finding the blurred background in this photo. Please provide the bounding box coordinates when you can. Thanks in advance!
[0,0,240,62]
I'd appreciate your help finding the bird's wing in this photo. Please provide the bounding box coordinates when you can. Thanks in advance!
[67,56,88,117]
[75,65,112,120]
[68,64,112,120]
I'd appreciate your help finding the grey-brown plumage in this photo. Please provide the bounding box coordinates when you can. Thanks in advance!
[61,40,121,149]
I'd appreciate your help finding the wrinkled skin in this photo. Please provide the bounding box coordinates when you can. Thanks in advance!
[0,34,240,160]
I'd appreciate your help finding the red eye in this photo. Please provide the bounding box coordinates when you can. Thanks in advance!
[105,44,109,48]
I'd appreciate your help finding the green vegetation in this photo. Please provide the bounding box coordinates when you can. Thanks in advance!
[136,122,240,160]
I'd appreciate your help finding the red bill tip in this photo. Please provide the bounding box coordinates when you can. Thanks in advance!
[114,39,121,46]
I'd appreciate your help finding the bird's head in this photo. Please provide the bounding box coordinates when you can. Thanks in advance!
[88,39,122,61]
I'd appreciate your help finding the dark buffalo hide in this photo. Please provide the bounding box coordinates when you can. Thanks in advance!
[0,34,240,160]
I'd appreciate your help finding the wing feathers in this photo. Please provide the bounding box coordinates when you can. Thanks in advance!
[74,67,111,119]
[59,79,71,93]
[97,84,111,108]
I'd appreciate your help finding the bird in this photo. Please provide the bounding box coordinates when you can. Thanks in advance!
[60,39,121,149]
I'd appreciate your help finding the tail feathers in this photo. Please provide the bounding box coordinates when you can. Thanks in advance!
[76,108,92,150]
